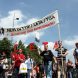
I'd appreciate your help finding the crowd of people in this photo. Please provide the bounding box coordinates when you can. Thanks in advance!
[0,41,78,78]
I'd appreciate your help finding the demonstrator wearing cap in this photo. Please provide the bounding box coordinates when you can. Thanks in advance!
[40,43,57,78]
[55,41,68,78]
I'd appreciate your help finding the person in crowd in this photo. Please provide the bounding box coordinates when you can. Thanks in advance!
[73,42,78,67]
[1,52,8,78]
[75,58,78,69]
[52,63,58,78]
[66,59,73,78]
[31,64,37,78]
[30,58,37,78]
[25,54,33,78]
[12,49,25,78]
[39,63,45,78]
[0,57,4,78]
[71,42,78,78]
[40,44,57,78]
[33,63,41,78]
[55,41,68,78]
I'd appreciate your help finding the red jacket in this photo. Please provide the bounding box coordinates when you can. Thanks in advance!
[14,54,25,67]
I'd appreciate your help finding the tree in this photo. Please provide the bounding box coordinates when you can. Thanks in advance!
[18,40,27,56]
[0,38,42,63]
[26,43,42,64]
[0,37,13,58]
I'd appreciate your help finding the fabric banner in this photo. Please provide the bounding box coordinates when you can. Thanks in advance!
[2,10,59,36]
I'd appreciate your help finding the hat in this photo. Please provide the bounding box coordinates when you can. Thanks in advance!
[42,42,48,45]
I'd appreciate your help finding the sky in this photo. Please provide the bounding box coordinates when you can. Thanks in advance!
[0,0,78,63]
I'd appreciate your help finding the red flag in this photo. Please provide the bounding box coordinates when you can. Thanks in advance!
[29,42,35,51]
[53,41,59,49]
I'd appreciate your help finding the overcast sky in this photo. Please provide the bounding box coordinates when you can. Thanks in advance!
[0,0,78,62]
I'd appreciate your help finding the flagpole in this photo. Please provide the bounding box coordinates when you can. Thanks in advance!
[11,13,15,43]
[56,10,64,78]
[57,23,61,41]
[12,13,19,43]
[57,23,64,78]
[13,13,15,28]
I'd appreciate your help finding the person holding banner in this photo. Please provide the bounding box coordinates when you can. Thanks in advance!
[55,41,68,78]
[40,42,57,78]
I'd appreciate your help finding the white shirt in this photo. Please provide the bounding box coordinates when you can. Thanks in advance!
[25,58,33,69]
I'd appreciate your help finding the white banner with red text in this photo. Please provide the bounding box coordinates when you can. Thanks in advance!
[3,10,59,36]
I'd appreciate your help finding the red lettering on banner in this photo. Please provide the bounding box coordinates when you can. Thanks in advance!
[11,31,26,36]
[34,21,55,31]
[27,29,33,33]
[41,22,55,28]
[11,21,55,36]
[34,26,42,31]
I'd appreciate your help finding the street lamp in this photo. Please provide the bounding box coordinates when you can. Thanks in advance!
[12,13,19,42]
[13,13,19,27]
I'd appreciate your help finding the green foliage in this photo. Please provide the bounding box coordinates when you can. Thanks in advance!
[0,37,13,58]
[18,40,27,56]
[26,43,42,63]
[0,38,42,63]
[17,41,42,63]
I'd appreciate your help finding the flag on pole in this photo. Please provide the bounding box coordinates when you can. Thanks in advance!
[29,42,35,51]
[35,32,40,42]
[53,41,59,49]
